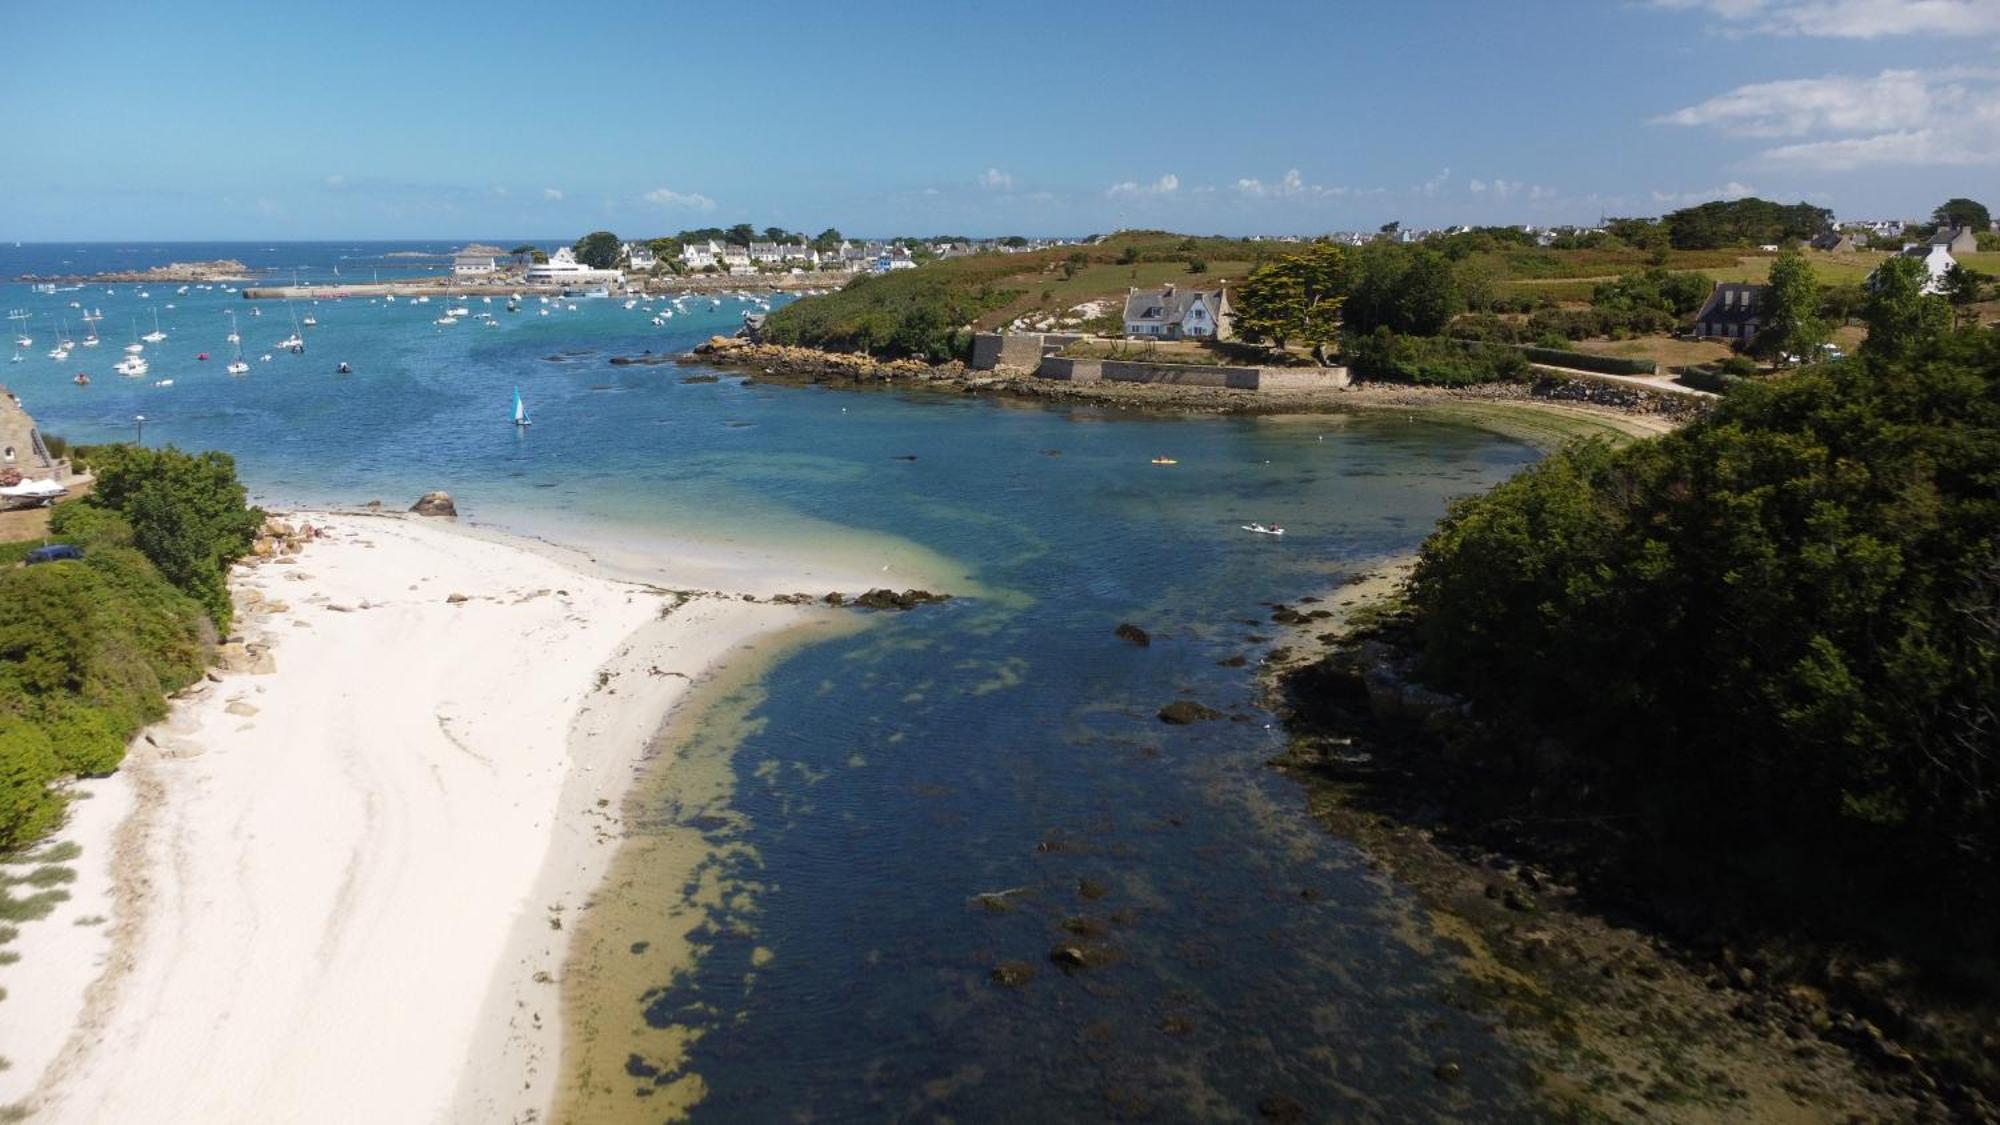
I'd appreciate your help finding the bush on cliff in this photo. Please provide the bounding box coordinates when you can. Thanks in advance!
[54,445,263,632]
[1405,327,2000,940]
[1,446,258,849]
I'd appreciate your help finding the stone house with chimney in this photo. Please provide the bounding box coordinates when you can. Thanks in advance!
[0,387,63,482]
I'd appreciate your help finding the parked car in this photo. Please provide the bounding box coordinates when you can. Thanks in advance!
[24,544,84,565]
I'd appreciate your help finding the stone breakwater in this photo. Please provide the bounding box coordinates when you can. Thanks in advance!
[690,337,1706,424]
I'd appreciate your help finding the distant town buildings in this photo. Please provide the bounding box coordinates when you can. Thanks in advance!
[1873,242,1959,294]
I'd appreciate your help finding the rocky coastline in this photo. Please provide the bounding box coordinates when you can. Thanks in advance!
[1252,564,1997,1123]
[17,259,255,284]
[689,337,1706,428]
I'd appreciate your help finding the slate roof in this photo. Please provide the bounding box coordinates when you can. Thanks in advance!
[1694,282,1768,328]
[1122,286,1225,329]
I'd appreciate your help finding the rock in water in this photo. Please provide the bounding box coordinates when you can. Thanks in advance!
[410,491,457,517]
[852,588,951,611]
[1114,623,1151,647]
[1158,700,1222,725]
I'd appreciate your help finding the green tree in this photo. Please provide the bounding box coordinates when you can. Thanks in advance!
[572,231,621,270]
[507,244,538,265]
[63,446,263,630]
[1863,257,1950,362]
[1759,251,1827,365]
[1397,249,1463,336]
[812,228,844,252]
[1932,197,1991,234]
[1233,244,1347,359]
[725,224,756,247]
[1941,264,1987,328]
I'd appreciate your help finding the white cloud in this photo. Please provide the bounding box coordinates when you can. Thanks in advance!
[542,187,564,201]
[642,186,717,211]
[1414,168,1452,197]
[1233,168,1349,200]
[1105,173,1179,198]
[1650,181,1761,205]
[978,168,1015,190]
[1650,0,2000,38]
[1658,67,2000,169]
[1468,178,1555,201]
[323,174,347,189]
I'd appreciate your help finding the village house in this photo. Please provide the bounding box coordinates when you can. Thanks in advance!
[1121,284,1234,341]
[720,244,753,275]
[1930,226,1979,255]
[681,240,721,270]
[1809,231,1857,253]
[1692,282,1767,343]
[1871,243,1958,294]
[451,243,504,276]
[623,242,657,271]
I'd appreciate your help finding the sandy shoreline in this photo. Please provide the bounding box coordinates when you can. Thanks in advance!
[0,511,871,1123]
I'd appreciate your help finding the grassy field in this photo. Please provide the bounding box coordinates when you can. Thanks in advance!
[1567,335,1737,371]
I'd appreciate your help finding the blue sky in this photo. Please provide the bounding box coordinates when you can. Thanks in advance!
[3,0,1996,239]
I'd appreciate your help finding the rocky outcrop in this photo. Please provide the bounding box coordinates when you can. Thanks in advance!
[608,352,675,366]
[1158,700,1222,725]
[851,588,951,612]
[409,492,457,518]
[1114,623,1152,647]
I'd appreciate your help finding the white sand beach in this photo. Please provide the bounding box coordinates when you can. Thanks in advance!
[0,511,860,1123]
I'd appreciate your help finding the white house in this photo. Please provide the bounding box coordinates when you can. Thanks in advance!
[720,244,753,274]
[1872,243,1957,294]
[452,243,504,276]
[523,246,623,286]
[1121,285,1233,340]
[681,240,721,270]
[624,242,657,271]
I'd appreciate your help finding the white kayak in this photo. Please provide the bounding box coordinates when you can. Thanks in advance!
[1242,524,1285,536]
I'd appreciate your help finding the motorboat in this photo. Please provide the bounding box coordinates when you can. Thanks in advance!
[1150,457,1178,465]
[336,361,351,374]
[1241,524,1285,536]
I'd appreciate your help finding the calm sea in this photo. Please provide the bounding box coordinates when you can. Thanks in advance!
[2,244,1542,1118]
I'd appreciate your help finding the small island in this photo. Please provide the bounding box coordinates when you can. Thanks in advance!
[15,259,255,284]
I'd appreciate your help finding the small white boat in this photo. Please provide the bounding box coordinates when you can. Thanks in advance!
[512,387,531,428]
[227,359,250,375]
[141,308,167,343]
[153,378,173,387]
[301,313,318,327]
[434,315,458,326]
[1241,524,1286,537]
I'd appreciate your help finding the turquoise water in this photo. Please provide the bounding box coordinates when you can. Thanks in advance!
[3,264,1543,1117]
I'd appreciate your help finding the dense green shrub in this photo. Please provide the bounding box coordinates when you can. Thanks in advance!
[62,445,263,631]
[1,445,255,848]
[761,266,1023,363]
[1346,329,1531,386]
[1406,328,2000,936]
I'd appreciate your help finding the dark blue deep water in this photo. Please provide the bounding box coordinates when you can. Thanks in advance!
[4,245,1543,1119]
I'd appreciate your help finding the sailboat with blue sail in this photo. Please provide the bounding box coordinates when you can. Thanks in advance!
[512,387,531,427]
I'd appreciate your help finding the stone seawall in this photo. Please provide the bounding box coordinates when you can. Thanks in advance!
[1038,356,1349,391]
[968,332,1086,371]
